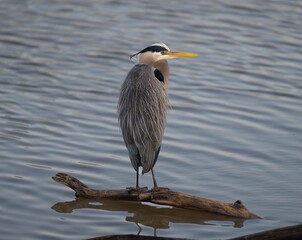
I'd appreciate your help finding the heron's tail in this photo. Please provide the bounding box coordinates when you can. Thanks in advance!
[138,166,143,175]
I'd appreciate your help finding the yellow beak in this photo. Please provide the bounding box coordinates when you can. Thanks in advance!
[165,51,198,59]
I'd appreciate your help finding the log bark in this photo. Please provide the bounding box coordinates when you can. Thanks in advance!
[52,172,260,219]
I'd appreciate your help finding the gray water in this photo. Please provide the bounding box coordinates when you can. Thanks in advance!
[0,0,301,239]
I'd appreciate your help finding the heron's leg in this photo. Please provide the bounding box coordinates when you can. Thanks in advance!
[151,169,158,189]
[127,168,148,196]
[136,169,139,189]
[151,169,170,192]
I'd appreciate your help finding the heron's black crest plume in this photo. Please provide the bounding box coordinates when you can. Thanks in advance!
[129,43,169,61]
[139,45,168,54]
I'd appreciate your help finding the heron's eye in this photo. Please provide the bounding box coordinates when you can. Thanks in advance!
[161,51,168,55]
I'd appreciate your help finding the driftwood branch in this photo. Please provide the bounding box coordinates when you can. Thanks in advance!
[52,172,260,219]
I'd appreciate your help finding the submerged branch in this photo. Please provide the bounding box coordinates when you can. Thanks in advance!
[86,224,302,240]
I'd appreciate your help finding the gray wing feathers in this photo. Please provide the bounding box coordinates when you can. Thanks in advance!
[125,143,140,170]
[118,64,168,174]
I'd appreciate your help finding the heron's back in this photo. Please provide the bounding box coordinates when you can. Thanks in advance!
[118,64,168,174]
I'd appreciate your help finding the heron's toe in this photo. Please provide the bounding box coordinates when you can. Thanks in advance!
[152,186,170,192]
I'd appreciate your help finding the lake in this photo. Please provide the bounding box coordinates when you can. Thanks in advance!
[0,0,301,239]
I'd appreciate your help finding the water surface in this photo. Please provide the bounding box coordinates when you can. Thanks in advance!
[0,0,301,239]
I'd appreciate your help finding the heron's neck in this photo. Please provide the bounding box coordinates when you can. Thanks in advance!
[154,60,169,88]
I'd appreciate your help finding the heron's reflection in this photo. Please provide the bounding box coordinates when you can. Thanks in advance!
[52,198,245,230]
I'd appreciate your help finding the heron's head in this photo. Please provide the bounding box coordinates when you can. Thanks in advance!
[130,43,197,65]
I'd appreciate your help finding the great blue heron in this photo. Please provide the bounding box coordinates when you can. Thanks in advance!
[118,43,197,191]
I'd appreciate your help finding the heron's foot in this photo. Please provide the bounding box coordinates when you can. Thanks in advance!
[127,186,148,200]
[152,186,170,192]
[126,186,148,194]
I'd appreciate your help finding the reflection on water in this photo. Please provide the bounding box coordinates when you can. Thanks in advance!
[52,198,245,232]
[1,0,302,239]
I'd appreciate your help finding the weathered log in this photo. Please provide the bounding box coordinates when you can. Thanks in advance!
[52,172,260,219]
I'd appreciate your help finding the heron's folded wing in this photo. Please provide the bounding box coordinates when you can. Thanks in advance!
[136,141,159,174]
[125,143,141,171]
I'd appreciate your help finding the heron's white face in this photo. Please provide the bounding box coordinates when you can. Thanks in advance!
[138,51,164,64]
[133,43,170,64]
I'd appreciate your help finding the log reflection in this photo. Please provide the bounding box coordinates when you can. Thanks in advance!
[52,198,245,229]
